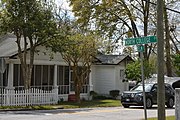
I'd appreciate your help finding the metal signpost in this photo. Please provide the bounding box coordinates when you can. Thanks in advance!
[125,36,157,120]
[137,45,145,52]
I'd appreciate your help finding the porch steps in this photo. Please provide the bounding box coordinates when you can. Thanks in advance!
[68,94,76,102]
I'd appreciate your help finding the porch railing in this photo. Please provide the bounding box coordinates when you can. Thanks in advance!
[58,84,90,94]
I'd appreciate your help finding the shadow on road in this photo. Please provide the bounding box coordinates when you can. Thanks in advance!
[127,106,175,110]
[0,108,95,115]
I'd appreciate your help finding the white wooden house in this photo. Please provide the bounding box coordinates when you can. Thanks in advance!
[0,34,92,106]
[0,34,132,106]
[91,55,133,95]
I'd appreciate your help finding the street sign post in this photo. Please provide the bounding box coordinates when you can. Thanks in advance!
[125,36,157,120]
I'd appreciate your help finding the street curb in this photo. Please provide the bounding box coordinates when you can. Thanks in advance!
[0,106,64,112]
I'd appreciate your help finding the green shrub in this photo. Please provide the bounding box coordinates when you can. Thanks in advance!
[109,90,120,99]
[90,91,98,100]
[90,91,114,100]
[93,95,111,100]
[90,91,98,96]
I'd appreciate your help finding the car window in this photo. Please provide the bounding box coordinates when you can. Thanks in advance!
[151,84,157,92]
[131,84,153,92]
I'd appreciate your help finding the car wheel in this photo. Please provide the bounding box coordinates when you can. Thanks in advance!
[166,98,174,108]
[123,104,130,108]
[146,98,152,109]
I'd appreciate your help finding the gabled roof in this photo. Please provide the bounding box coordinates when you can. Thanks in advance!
[0,34,134,64]
[0,34,29,58]
[93,54,134,65]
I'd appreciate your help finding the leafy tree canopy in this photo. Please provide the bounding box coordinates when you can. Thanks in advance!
[125,60,155,82]
[46,12,102,102]
[0,0,57,89]
[0,0,56,44]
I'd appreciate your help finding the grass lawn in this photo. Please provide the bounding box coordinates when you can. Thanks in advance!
[57,99,121,109]
[0,99,121,110]
[147,116,175,120]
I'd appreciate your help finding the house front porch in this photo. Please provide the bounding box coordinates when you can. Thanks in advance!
[0,62,92,106]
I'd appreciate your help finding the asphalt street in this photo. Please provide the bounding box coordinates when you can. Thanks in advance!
[0,106,175,120]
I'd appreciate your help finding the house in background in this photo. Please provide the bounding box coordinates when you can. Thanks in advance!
[92,55,133,95]
[0,34,91,106]
[0,34,133,106]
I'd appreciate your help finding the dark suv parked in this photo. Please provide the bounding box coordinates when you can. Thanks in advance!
[121,83,175,108]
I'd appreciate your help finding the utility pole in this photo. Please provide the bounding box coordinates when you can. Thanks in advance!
[157,0,165,120]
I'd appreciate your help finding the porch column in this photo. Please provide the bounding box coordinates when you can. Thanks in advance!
[6,63,14,89]
[89,70,93,91]
[88,68,93,100]
[5,63,15,105]
[53,65,58,103]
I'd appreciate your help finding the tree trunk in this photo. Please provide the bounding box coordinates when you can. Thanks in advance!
[16,34,35,89]
[143,0,150,61]
[170,35,180,54]
[28,38,36,88]
[157,0,165,120]
[74,76,81,103]
[75,82,81,103]
[23,34,28,89]
[16,33,28,89]
[164,2,173,77]
[72,65,81,103]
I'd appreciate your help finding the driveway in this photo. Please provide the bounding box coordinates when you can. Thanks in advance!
[0,106,175,120]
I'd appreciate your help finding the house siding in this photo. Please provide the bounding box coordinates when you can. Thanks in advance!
[92,65,116,94]
[11,46,66,65]
[92,61,129,95]
[115,65,129,94]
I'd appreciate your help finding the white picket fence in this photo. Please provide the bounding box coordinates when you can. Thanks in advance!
[0,88,58,106]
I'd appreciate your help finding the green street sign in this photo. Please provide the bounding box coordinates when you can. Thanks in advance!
[125,36,157,46]
[137,45,144,52]
[124,38,136,46]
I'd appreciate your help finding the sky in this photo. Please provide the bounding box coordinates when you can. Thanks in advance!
[55,0,74,18]
[55,0,71,10]
[54,0,180,54]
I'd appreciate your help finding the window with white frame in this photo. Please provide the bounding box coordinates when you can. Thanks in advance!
[120,69,125,79]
